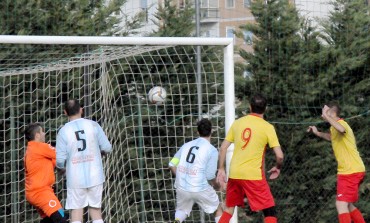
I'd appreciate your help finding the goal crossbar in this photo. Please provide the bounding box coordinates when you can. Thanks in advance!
[0,35,233,46]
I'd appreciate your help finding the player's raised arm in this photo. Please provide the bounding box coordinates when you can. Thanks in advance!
[307,126,331,141]
[321,105,346,133]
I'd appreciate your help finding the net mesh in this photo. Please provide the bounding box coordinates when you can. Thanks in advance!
[0,43,228,223]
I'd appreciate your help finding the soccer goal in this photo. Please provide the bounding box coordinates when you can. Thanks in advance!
[0,36,235,223]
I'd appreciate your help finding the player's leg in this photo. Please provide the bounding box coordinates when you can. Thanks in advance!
[336,173,365,223]
[86,184,104,222]
[218,179,243,223]
[348,173,366,223]
[70,209,84,223]
[66,187,88,223]
[262,206,277,223]
[88,207,104,223]
[174,188,194,222]
[49,209,67,223]
[28,189,67,223]
[348,203,365,223]
[40,217,54,223]
[214,204,223,223]
[242,179,277,223]
[193,187,222,223]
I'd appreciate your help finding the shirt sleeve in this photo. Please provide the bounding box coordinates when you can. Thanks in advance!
[40,143,56,159]
[56,128,68,169]
[225,122,235,143]
[206,148,218,180]
[95,123,112,153]
[267,125,280,148]
[169,147,182,167]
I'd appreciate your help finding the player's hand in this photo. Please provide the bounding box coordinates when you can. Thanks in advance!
[101,151,107,157]
[321,105,330,120]
[268,166,281,180]
[307,126,318,135]
[216,169,227,191]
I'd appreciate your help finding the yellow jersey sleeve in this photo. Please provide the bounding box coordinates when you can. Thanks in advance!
[330,120,365,174]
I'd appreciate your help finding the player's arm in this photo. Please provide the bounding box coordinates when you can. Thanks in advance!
[307,126,331,141]
[95,123,112,154]
[321,105,346,134]
[216,139,231,188]
[40,144,57,159]
[268,146,284,180]
[168,148,182,176]
[206,149,219,190]
[55,130,67,171]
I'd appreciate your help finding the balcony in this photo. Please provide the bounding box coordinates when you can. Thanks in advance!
[200,8,219,23]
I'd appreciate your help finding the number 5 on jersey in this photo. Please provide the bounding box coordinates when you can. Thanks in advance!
[75,130,86,152]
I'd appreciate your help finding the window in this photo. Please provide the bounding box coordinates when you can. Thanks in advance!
[226,0,235,8]
[201,0,209,8]
[226,27,235,42]
[243,31,253,45]
[244,0,251,8]
[140,0,147,9]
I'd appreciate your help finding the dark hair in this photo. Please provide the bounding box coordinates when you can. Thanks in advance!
[197,118,212,137]
[64,99,81,116]
[250,93,267,114]
[24,123,42,141]
[327,101,341,116]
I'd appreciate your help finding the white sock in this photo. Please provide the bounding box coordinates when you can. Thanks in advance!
[215,215,221,223]
[174,210,187,222]
[71,222,82,223]
[92,220,104,223]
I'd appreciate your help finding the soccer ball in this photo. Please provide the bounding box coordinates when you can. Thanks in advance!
[147,86,167,105]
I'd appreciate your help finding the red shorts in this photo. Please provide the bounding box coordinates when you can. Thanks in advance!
[26,187,63,218]
[337,172,365,202]
[225,178,275,211]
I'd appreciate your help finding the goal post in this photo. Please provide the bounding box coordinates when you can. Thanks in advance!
[0,35,236,223]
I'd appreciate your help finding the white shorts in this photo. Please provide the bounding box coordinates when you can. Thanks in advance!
[176,187,220,215]
[66,184,103,210]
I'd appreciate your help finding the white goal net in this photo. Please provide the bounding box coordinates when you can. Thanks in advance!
[0,36,234,223]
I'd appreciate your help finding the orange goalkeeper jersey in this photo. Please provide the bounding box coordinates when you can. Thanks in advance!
[25,141,56,192]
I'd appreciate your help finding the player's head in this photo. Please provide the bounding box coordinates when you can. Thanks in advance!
[250,93,267,114]
[197,118,212,137]
[326,101,341,117]
[24,123,45,142]
[64,99,82,117]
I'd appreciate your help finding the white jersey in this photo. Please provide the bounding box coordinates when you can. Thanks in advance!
[169,137,218,192]
[56,118,112,189]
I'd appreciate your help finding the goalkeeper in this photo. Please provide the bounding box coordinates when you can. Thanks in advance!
[169,118,223,223]
[24,123,67,223]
